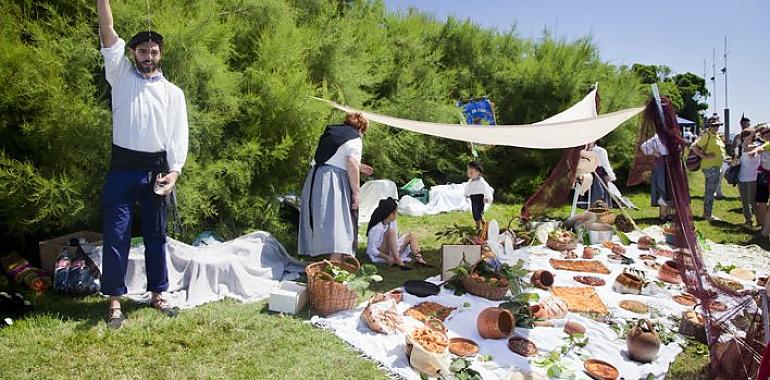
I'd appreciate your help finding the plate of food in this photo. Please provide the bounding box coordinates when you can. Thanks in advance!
[584,359,619,380]
[404,302,456,322]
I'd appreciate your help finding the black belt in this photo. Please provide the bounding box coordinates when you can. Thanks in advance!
[109,144,183,235]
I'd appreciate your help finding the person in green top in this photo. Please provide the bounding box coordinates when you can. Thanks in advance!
[691,114,729,220]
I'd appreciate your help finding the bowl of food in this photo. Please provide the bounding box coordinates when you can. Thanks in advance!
[584,359,619,380]
[449,337,479,357]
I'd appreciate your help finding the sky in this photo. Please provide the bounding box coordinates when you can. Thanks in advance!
[383,0,770,133]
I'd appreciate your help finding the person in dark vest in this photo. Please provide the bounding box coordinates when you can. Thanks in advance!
[298,112,367,261]
[97,0,189,329]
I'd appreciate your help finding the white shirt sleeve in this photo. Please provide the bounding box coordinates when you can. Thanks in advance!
[100,38,132,87]
[593,146,616,182]
[481,177,494,203]
[346,138,363,163]
[166,86,189,173]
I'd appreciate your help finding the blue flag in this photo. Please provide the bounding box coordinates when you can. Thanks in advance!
[458,97,496,126]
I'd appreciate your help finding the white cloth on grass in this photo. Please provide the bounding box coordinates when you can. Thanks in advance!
[98,231,306,308]
[398,183,489,217]
[312,230,693,379]
[365,221,412,263]
[100,38,189,173]
[358,180,399,225]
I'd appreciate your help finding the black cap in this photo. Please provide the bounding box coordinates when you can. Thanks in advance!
[467,160,484,174]
[127,31,164,50]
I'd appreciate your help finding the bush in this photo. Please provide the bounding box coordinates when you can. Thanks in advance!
[0,0,646,251]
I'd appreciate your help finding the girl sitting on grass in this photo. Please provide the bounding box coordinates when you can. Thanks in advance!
[365,197,430,270]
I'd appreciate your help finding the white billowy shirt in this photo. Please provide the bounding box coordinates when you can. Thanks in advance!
[590,145,616,182]
[101,38,189,172]
[640,134,669,157]
[463,176,494,202]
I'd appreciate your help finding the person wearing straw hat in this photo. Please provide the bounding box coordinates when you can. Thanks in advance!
[691,114,729,221]
[97,0,189,329]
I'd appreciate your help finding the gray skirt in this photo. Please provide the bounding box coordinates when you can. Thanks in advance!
[298,164,355,257]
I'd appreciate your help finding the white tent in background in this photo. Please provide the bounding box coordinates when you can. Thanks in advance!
[358,180,398,225]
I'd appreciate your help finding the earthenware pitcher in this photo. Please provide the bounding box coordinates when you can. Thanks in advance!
[626,319,660,363]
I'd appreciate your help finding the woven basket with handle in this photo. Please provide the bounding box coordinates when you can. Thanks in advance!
[305,256,360,317]
[460,262,509,301]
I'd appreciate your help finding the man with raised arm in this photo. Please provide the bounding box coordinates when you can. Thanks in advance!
[97,0,189,329]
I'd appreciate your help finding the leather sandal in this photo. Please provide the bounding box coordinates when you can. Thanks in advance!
[151,296,179,318]
[107,307,125,330]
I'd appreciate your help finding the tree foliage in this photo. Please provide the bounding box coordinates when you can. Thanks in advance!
[2,0,663,249]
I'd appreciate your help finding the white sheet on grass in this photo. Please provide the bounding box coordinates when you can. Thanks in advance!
[398,182,490,217]
[311,96,643,149]
[98,231,306,308]
[310,228,738,379]
[359,179,399,225]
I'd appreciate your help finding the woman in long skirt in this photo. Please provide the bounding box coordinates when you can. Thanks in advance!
[298,112,368,261]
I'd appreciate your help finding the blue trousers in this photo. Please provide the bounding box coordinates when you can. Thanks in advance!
[100,170,168,296]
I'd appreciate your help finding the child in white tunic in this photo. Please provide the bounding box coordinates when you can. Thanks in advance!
[366,198,428,270]
[464,161,494,230]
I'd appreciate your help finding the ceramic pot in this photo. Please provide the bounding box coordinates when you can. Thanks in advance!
[563,320,586,335]
[531,270,555,289]
[658,260,682,284]
[477,307,514,339]
[626,319,661,363]
[529,304,548,320]
[612,270,644,295]
[582,247,595,259]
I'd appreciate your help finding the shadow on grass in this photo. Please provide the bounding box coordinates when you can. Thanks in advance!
[26,292,146,330]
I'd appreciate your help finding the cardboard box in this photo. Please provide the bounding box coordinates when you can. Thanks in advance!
[441,244,482,281]
[38,231,102,274]
[269,281,309,315]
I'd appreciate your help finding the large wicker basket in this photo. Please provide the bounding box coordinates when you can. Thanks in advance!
[460,263,509,301]
[589,207,616,224]
[546,236,577,252]
[306,256,360,317]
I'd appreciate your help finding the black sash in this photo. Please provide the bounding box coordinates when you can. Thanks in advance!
[308,124,360,230]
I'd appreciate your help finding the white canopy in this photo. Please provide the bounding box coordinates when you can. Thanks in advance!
[311,93,642,149]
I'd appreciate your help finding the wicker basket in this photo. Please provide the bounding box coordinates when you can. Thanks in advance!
[546,236,577,252]
[306,256,360,317]
[460,263,509,301]
[589,207,616,224]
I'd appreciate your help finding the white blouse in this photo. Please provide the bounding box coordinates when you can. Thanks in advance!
[101,38,189,173]
[464,176,494,202]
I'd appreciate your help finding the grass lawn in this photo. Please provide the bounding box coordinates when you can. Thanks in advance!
[1,171,762,379]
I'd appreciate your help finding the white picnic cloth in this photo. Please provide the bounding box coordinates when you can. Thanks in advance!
[311,231,709,379]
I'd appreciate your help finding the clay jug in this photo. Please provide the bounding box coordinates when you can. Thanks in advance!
[530,270,555,289]
[477,307,514,339]
[626,319,661,363]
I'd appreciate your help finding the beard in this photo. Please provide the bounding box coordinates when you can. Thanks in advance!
[136,58,160,74]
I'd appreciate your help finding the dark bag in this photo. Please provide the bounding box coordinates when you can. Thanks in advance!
[724,164,740,185]
[685,149,701,171]
[685,133,711,172]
